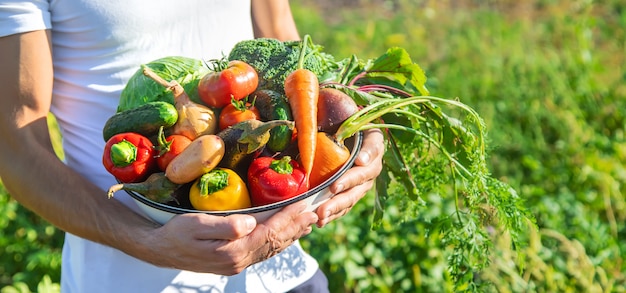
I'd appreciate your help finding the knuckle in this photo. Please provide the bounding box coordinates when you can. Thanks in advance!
[228,265,247,275]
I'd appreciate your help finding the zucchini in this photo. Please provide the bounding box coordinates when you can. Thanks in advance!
[217,119,294,180]
[216,126,254,179]
[252,89,293,152]
[103,101,178,141]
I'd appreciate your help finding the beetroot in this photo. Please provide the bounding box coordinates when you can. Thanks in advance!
[316,87,359,133]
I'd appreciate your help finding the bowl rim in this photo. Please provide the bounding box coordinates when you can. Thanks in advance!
[125,131,364,216]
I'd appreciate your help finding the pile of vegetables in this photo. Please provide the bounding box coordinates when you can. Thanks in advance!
[102,36,532,281]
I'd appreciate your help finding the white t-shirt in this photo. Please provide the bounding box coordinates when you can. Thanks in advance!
[0,1,319,292]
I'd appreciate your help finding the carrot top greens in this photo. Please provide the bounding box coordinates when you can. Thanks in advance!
[321,45,535,288]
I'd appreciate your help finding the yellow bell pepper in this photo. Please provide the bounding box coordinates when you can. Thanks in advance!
[189,168,251,211]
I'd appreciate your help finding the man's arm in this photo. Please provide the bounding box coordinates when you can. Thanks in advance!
[251,0,300,41]
[0,30,318,275]
[0,30,149,240]
[0,28,181,266]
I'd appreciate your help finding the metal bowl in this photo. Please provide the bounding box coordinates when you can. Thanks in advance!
[126,132,363,224]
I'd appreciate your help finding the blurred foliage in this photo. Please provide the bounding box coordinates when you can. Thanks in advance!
[0,182,62,292]
[1,0,625,292]
[294,0,626,292]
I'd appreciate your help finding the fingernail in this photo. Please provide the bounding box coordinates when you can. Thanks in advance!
[244,216,257,231]
[358,152,370,164]
[312,213,320,224]
[334,184,344,194]
[295,201,308,212]
[318,217,328,228]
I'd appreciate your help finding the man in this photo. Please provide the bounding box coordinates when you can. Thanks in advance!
[0,0,383,291]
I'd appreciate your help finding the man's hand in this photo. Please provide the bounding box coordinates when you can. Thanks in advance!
[316,129,385,228]
[145,201,318,275]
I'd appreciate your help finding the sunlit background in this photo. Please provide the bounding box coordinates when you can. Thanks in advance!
[1,1,624,292]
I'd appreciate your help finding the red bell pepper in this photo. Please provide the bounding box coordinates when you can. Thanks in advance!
[102,132,157,183]
[247,156,308,206]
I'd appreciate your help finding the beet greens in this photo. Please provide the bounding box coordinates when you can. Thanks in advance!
[322,46,535,285]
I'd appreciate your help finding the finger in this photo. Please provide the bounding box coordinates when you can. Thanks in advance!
[330,129,384,194]
[172,213,257,241]
[354,128,384,166]
[316,179,374,228]
[329,157,382,195]
[244,202,318,263]
[260,201,318,240]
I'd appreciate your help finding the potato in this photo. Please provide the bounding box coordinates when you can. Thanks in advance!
[165,134,225,184]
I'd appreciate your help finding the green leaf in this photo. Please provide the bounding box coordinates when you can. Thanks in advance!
[363,47,430,96]
[381,112,415,144]
[420,102,475,168]
[341,87,380,106]
[118,56,209,112]
[372,167,391,229]
[381,132,420,201]
[36,275,60,293]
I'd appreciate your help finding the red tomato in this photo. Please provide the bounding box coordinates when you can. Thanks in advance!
[198,60,259,108]
[155,134,192,171]
[218,100,261,130]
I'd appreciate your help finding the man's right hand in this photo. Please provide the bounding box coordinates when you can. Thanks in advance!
[144,201,318,275]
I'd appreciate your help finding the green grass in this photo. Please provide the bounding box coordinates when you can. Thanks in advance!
[294,0,626,292]
[1,0,625,292]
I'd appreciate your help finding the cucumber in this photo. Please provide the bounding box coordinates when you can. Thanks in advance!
[103,101,178,141]
[252,89,293,152]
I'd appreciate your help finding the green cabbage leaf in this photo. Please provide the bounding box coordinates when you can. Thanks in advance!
[118,56,209,112]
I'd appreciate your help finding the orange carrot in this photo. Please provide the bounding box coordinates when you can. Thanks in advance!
[284,35,319,187]
[309,132,350,188]
[284,67,318,187]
